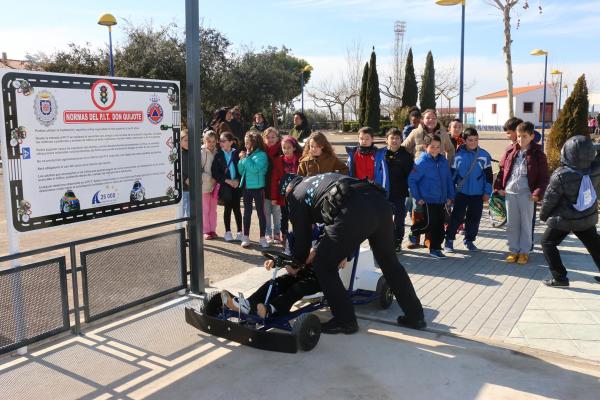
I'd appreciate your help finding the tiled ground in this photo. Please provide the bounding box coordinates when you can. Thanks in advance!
[213,219,600,362]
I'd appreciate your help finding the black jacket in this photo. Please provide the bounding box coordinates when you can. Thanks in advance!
[287,173,346,262]
[229,119,245,146]
[211,148,240,184]
[540,136,600,232]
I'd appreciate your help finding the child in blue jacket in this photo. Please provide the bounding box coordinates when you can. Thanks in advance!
[445,128,493,253]
[408,136,455,258]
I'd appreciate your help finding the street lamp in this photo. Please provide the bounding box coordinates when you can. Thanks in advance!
[550,69,563,112]
[436,0,465,122]
[300,64,313,114]
[98,13,117,76]
[530,48,548,148]
[563,84,569,99]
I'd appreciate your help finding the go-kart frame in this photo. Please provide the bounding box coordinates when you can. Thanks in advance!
[1,72,182,232]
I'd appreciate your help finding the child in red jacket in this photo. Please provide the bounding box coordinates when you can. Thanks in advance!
[494,122,549,265]
[271,136,303,249]
[263,127,283,244]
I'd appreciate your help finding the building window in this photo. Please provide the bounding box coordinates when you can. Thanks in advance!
[492,104,497,114]
[523,102,533,113]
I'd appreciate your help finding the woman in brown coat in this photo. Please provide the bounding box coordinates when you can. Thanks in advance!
[402,109,455,166]
[297,132,348,176]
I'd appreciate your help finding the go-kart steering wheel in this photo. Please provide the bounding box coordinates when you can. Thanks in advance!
[261,250,302,269]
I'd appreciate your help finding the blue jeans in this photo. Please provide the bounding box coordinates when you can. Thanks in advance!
[264,199,282,237]
[390,197,407,243]
[182,191,190,218]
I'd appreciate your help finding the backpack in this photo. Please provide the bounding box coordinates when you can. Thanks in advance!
[565,167,597,212]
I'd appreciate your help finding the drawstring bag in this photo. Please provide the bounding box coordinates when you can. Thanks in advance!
[565,167,597,212]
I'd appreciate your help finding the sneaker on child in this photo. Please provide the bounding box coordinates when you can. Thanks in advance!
[259,237,269,248]
[241,236,251,248]
[429,250,446,259]
[443,239,454,253]
[235,232,244,241]
[464,241,478,252]
[223,231,234,242]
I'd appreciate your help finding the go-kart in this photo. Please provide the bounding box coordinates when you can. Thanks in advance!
[185,248,394,353]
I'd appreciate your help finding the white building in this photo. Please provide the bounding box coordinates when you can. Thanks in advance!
[475,84,559,129]
[589,92,600,114]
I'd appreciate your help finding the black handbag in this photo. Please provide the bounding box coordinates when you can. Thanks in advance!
[218,184,233,206]
[217,154,236,206]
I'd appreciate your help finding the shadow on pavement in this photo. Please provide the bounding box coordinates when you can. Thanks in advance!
[1,297,598,400]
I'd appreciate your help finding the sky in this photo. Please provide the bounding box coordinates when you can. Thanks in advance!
[1,0,598,109]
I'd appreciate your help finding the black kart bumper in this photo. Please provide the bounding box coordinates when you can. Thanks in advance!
[185,307,298,353]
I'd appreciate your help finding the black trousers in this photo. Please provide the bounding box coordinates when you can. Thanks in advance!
[390,196,407,244]
[411,203,446,250]
[542,225,600,280]
[223,187,242,233]
[312,190,424,324]
[242,188,266,236]
[280,204,290,235]
[247,269,320,315]
[446,193,484,242]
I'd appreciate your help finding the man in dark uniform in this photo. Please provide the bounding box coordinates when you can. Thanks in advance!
[278,172,426,334]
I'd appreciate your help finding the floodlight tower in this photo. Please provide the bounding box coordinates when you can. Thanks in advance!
[393,21,406,106]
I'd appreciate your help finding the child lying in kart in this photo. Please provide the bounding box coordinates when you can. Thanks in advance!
[221,259,321,319]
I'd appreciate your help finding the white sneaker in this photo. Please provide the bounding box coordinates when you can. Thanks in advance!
[241,236,251,248]
[235,232,244,241]
[221,290,250,314]
[223,231,234,242]
[259,237,269,248]
[265,235,274,244]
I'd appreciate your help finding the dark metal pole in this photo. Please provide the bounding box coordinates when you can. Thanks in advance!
[69,245,81,334]
[185,0,204,294]
[109,26,115,76]
[459,1,465,122]
[541,54,548,148]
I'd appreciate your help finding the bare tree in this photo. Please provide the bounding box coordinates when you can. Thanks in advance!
[487,0,543,118]
[345,41,364,120]
[308,79,358,129]
[308,88,337,122]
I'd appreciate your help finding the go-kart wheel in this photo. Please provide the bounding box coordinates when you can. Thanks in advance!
[376,277,394,310]
[200,291,223,317]
[292,313,321,351]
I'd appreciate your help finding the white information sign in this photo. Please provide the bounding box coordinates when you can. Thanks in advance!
[0,70,182,232]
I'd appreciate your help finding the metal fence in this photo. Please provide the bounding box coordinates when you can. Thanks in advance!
[0,257,69,354]
[0,218,188,355]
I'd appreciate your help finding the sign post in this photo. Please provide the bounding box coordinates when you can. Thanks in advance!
[185,0,205,294]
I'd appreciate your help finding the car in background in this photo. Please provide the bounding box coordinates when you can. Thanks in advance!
[60,190,80,214]
[130,180,146,202]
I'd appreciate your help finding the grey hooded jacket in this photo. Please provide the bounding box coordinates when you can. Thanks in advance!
[540,135,600,232]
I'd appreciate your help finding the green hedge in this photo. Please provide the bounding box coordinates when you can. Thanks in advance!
[342,120,399,135]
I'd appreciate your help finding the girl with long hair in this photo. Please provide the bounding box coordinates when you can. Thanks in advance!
[297,132,348,176]
[238,131,269,248]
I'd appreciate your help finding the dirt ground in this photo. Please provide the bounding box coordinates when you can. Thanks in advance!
[0,130,512,284]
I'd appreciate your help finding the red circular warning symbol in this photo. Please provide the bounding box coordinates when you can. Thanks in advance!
[91,79,117,111]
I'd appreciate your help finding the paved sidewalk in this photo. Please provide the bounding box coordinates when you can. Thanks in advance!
[1,296,599,400]
[212,219,600,363]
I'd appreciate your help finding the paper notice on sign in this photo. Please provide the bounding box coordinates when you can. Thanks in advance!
[0,70,182,232]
